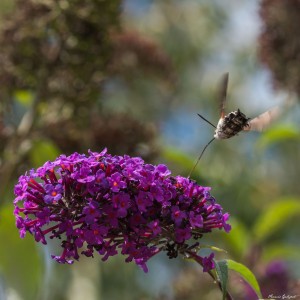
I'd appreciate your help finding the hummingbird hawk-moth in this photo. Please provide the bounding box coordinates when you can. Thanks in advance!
[189,72,281,177]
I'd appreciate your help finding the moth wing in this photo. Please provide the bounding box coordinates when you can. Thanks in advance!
[218,72,229,118]
[244,106,281,132]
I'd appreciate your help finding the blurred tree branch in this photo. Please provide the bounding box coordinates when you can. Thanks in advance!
[0,69,47,198]
[0,0,177,200]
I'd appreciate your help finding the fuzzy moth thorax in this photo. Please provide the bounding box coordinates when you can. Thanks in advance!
[214,109,250,139]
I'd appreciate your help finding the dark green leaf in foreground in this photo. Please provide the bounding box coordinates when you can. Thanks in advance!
[215,260,228,300]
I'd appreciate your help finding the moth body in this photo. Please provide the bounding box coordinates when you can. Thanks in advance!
[214,109,250,139]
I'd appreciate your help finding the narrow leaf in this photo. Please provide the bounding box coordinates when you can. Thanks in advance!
[215,260,228,300]
[257,124,299,150]
[199,245,228,253]
[262,243,300,263]
[227,259,262,298]
[253,198,300,243]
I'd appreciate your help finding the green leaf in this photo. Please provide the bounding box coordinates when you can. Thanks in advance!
[262,243,300,263]
[29,139,61,168]
[257,124,299,150]
[227,259,262,299]
[253,198,300,243]
[215,260,228,300]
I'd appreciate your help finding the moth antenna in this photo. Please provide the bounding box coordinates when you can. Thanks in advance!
[197,114,217,128]
[188,138,215,178]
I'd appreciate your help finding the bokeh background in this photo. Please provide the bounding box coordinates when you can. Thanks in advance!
[1,0,300,299]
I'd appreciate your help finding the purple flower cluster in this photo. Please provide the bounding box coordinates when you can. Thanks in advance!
[14,149,230,272]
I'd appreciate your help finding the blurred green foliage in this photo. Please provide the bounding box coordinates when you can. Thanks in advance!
[0,205,42,299]
[0,0,300,299]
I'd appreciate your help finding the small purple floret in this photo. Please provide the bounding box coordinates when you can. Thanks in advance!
[202,253,215,272]
[13,149,230,272]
